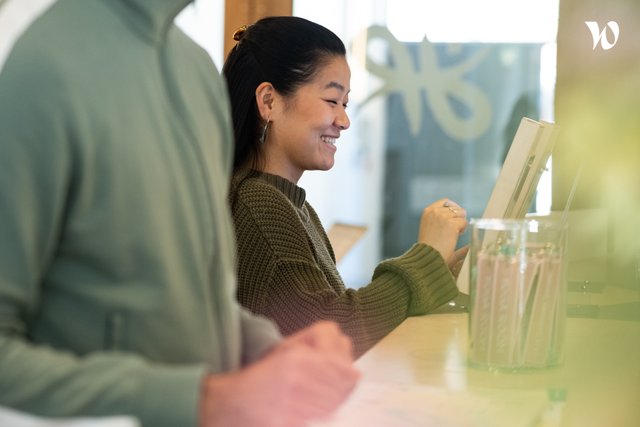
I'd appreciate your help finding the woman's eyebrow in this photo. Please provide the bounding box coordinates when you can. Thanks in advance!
[324,81,350,94]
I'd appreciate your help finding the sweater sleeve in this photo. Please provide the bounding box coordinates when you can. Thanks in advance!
[232,181,459,358]
[373,243,460,316]
[239,307,282,365]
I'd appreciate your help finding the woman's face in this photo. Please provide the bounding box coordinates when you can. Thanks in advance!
[264,55,351,183]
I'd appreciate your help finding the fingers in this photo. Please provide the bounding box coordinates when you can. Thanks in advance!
[286,350,360,420]
[418,198,468,261]
[268,341,360,423]
[289,320,354,360]
[447,246,469,278]
[200,339,360,427]
[449,258,464,278]
[455,245,470,258]
[440,199,468,232]
[263,322,358,423]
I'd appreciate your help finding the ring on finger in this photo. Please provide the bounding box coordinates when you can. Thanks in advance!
[443,200,458,215]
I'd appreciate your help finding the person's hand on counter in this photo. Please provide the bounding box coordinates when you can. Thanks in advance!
[199,321,360,427]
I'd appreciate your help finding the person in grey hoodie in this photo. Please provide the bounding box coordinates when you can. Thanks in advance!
[0,1,359,426]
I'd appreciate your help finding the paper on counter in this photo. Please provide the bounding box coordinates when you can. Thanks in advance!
[0,406,139,427]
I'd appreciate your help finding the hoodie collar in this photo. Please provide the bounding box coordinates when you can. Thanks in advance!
[113,0,192,44]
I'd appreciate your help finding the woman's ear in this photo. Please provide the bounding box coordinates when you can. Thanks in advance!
[255,82,275,121]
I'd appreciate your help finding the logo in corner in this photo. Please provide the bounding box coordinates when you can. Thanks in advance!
[585,21,620,50]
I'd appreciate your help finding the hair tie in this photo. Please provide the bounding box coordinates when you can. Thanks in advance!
[233,25,249,41]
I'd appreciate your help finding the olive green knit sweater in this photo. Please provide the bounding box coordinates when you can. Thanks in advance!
[230,169,459,357]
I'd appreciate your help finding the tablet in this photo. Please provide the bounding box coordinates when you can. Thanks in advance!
[457,117,559,293]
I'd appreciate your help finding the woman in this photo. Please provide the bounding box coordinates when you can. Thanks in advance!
[223,16,468,358]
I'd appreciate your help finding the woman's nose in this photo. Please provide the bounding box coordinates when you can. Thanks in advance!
[336,109,350,130]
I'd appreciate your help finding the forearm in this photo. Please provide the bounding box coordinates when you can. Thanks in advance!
[373,243,459,315]
[0,335,205,427]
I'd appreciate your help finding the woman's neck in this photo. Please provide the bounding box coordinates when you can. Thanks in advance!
[260,162,303,184]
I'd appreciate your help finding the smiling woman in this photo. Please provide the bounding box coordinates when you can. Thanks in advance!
[223,16,469,358]
[253,55,350,182]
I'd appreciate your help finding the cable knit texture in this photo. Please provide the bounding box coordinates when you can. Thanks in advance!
[230,169,459,357]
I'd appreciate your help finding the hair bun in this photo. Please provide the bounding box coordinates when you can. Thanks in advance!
[233,25,249,41]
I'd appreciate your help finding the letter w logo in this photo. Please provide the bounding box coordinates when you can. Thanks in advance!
[585,21,620,50]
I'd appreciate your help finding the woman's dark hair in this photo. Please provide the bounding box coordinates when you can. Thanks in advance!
[222,16,346,171]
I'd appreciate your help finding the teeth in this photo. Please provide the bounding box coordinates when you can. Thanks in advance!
[321,136,336,145]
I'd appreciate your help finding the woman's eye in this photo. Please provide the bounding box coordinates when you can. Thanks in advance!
[326,99,348,109]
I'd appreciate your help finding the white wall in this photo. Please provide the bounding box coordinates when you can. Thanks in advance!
[176,0,225,69]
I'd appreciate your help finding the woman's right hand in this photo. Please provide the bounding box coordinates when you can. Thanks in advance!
[417,198,468,263]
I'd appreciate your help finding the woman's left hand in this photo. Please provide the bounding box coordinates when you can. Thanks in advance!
[447,245,469,279]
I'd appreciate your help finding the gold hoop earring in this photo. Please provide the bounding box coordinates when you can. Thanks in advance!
[259,119,270,144]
